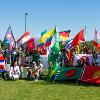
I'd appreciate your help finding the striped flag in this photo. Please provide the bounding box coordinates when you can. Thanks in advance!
[0,55,5,70]
[66,39,73,50]
[59,30,71,41]
[17,32,31,47]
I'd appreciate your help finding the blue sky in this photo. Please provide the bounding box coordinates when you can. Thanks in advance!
[0,0,100,40]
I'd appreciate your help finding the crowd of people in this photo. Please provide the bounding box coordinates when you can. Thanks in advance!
[0,43,100,81]
[0,46,43,81]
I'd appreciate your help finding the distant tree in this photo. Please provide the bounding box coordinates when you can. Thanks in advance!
[80,40,94,52]
[0,39,2,44]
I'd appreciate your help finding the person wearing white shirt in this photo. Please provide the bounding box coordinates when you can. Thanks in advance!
[9,62,20,80]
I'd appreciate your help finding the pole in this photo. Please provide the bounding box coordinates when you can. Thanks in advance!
[25,13,28,33]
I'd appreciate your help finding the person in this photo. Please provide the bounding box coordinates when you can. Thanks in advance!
[92,51,98,66]
[31,62,39,81]
[4,48,11,66]
[47,62,54,81]
[31,48,40,65]
[58,48,68,67]
[81,57,90,67]
[9,62,20,80]
[23,56,30,67]
[38,60,43,72]
[76,60,84,68]
[48,62,53,72]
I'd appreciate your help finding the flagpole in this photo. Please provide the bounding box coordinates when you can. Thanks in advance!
[84,26,86,46]
[25,13,28,33]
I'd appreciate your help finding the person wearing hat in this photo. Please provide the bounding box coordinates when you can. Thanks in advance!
[31,61,40,81]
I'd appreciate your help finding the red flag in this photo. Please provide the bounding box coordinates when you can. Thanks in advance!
[38,48,47,55]
[81,66,100,84]
[25,38,35,51]
[70,29,85,50]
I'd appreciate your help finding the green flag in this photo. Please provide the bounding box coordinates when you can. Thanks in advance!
[51,41,60,54]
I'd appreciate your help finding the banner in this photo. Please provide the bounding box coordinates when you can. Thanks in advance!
[81,66,100,84]
[55,67,81,81]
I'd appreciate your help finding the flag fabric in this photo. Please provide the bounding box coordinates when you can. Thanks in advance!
[25,38,35,52]
[37,30,47,49]
[17,32,31,47]
[47,61,59,81]
[70,29,85,50]
[3,26,16,51]
[0,55,5,70]
[81,66,100,84]
[51,41,60,54]
[93,29,100,50]
[41,29,47,36]
[66,39,73,50]
[38,27,56,48]
[55,67,81,81]
[59,30,71,41]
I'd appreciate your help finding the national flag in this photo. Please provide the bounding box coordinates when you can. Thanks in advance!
[25,38,35,52]
[47,61,59,81]
[93,29,100,50]
[38,27,56,47]
[55,67,82,81]
[51,41,60,54]
[3,26,16,51]
[70,29,85,50]
[41,29,47,36]
[59,30,71,41]
[81,66,100,84]
[66,39,73,50]
[37,30,47,49]
[17,32,31,47]
[0,56,5,70]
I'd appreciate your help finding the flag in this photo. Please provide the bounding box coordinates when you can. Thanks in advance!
[81,66,100,84]
[41,29,47,36]
[47,61,59,81]
[25,38,35,52]
[70,29,85,50]
[37,30,47,49]
[38,27,56,47]
[17,32,31,47]
[55,67,82,81]
[3,26,16,51]
[51,41,60,54]
[0,56,5,70]
[59,30,71,41]
[93,29,100,50]
[66,39,73,50]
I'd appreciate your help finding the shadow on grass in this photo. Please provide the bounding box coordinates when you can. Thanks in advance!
[2,78,100,87]
[28,79,100,87]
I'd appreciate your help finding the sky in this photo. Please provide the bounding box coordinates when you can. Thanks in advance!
[0,0,100,41]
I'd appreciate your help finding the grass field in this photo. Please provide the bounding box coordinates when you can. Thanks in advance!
[0,78,100,100]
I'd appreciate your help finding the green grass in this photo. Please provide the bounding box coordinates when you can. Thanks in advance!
[0,79,100,100]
